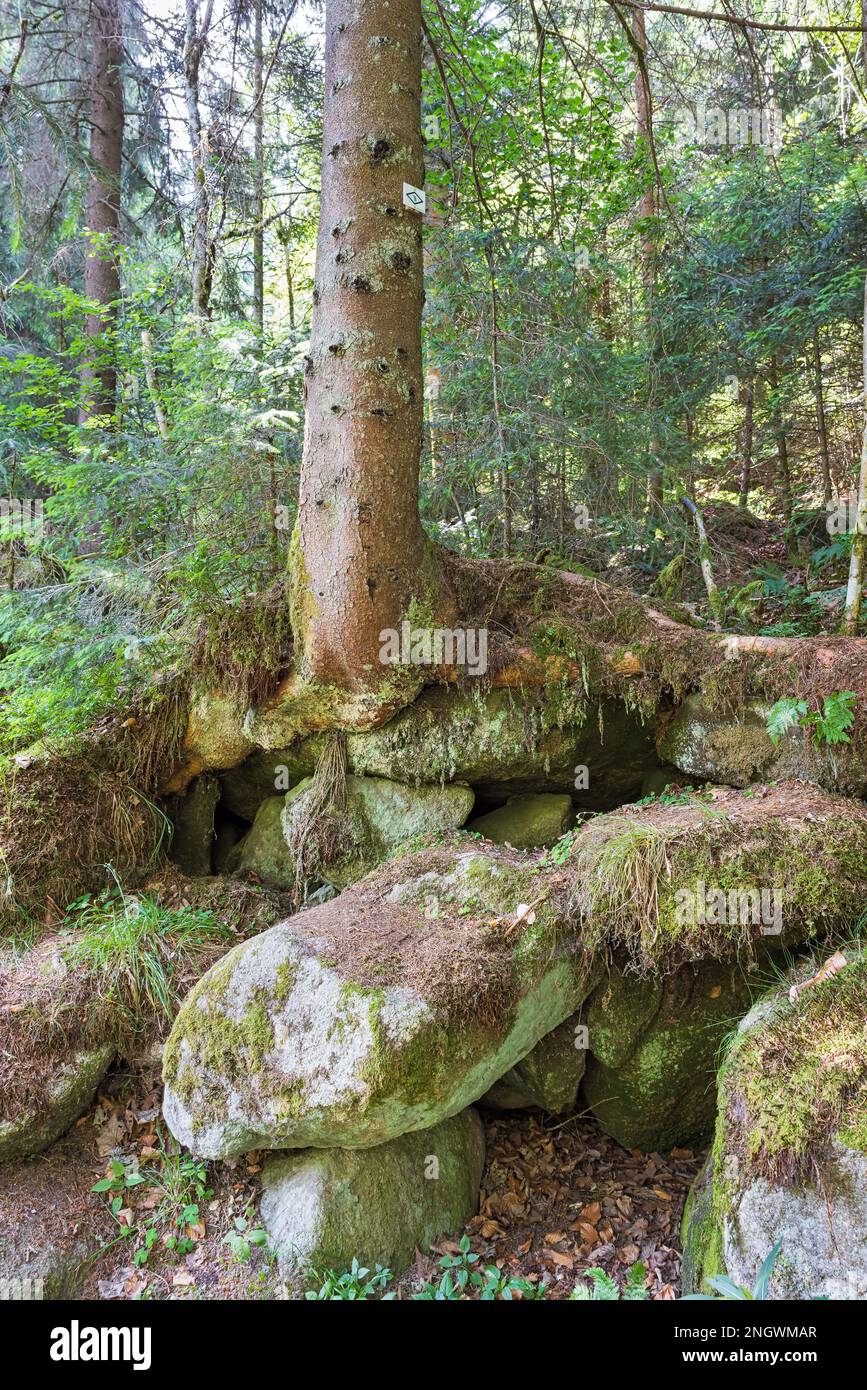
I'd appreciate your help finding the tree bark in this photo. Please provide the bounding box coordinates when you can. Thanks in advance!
[252,0,265,335]
[738,378,754,510]
[290,0,428,692]
[184,0,215,318]
[632,9,661,511]
[842,275,867,633]
[768,355,793,522]
[812,329,833,504]
[79,0,124,422]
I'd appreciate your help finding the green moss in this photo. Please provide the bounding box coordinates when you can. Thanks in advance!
[720,948,867,1182]
[569,803,867,974]
[273,960,297,1003]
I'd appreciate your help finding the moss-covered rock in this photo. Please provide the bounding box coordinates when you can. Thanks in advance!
[660,692,867,797]
[227,775,474,891]
[469,793,575,849]
[225,794,295,888]
[569,783,867,973]
[260,1108,485,1276]
[162,848,598,1158]
[682,950,867,1298]
[482,1010,595,1112]
[220,748,315,821]
[0,1045,113,1165]
[582,960,757,1151]
[246,686,656,807]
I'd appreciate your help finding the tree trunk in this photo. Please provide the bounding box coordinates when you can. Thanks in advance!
[289,0,428,693]
[79,0,124,423]
[738,378,754,510]
[842,276,867,633]
[768,355,793,522]
[184,0,215,318]
[812,329,833,504]
[252,0,265,336]
[632,9,661,512]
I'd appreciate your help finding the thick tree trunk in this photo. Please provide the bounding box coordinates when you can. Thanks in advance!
[79,0,124,422]
[290,0,428,693]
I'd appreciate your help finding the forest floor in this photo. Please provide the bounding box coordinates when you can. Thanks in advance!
[3,1062,701,1301]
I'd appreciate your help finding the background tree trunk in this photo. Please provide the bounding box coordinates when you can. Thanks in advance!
[184,0,215,318]
[79,0,124,422]
[842,276,867,633]
[252,0,264,335]
[290,0,428,692]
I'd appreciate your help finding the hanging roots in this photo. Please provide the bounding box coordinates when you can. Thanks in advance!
[286,731,349,900]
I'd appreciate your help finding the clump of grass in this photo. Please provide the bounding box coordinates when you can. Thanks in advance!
[62,883,235,1048]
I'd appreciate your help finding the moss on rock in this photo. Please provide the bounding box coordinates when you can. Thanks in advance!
[260,1107,485,1276]
[682,949,867,1297]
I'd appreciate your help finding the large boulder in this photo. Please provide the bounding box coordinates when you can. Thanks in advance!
[225,794,295,888]
[682,950,867,1298]
[227,775,475,891]
[261,1108,485,1276]
[245,686,656,807]
[660,693,867,798]
[165,785,867,1159]
[469,793,575,849]
[0,1045,113,1165]
[163,848,597,1158]
[582,960,757,1151]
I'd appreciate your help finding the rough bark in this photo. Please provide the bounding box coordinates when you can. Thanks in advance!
[79,0,124,422]
[290,0,428,693]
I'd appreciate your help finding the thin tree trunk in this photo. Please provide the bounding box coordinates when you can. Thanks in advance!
[812,329,833,504]
[290,0,427,691]
[681,495,725,627]
[768,355,793,522]
[141,329,170,442]
[79,0,124,422]
[738,378,754,510]
[252,0,265,335]
[633,9,661,511]
[842,276,867,633]
[184,0,215,318]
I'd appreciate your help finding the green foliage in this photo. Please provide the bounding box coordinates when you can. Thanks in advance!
[569,1262,648,1300]
[223,1213,270,1264]
[305,1259,395,1301]
[92,1140,214,1270]
[63,887,233,1042]
[766,691,856,747]
[682,1240,783,1301]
